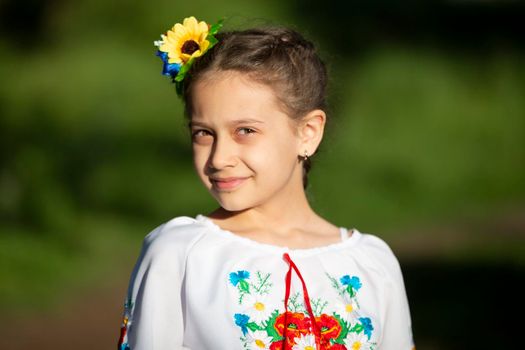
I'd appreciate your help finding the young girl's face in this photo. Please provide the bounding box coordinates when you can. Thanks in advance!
[189,71,305,212]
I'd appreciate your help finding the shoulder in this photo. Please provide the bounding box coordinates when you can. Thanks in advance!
[139,215,210,264]
[352,230,405,282]
[123,217,211,330]
[355,231,397,261]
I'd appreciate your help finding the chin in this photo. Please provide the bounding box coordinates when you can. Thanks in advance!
[210,192,252,212]
[214,198,250,212]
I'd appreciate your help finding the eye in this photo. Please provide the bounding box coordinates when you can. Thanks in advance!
[237,127,256,135]
[191,129,213,141]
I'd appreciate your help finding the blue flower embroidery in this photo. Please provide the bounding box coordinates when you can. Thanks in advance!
[229,270,250,286]
[359,317,374,340]
[234,313,250,335]
[340,275,362,290]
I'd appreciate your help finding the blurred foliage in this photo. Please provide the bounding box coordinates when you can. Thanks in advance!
[312,47,525,231]
[0,0,291,312]
[0,2,524,347]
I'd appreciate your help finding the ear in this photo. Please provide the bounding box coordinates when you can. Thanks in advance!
[296,109,326,156]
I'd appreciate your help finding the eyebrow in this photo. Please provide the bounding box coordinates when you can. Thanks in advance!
[188,118,265,128]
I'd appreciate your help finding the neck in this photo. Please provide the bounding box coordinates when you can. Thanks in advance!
[208,176,317,234]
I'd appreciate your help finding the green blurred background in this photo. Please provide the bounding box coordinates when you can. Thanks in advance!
[1,0,524,349]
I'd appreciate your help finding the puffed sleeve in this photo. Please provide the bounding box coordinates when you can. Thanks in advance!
[359,234,415,350]
[117,218,203,350]
[381,254,415,350]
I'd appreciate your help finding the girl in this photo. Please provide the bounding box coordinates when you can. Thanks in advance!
[118,16,414,350]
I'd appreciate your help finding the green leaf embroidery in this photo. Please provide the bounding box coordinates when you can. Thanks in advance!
[347,285,355,297]
[239,335,249,349]
[238,293,244,305]
[247,322,262,332]
[288,292,306,313]
[326,273,345,297]
[253,271,272,295]
[333,313,350,343]
[311,298,329,316]
[265,310,284,341]
[350,322,364,334]
[239,279,250,293]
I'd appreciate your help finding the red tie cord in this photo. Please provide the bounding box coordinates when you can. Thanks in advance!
[117,323,127,348]
[282,253,324,349]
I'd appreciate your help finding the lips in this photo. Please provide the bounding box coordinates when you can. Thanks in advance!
[210,177,248,190]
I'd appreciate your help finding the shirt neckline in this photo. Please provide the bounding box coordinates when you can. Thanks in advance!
[194,214,362,256]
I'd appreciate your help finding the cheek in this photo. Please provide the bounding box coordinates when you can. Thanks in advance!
[192,147,208,176]
[246,137,297,170]
[272,131,299,158]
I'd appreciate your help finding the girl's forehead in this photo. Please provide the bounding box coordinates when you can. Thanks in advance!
[194,71,274,100]
[190,72,289,123]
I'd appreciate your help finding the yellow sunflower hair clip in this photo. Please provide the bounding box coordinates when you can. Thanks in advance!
[154,16,223,96]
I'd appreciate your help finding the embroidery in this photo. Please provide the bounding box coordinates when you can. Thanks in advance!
[229,270,377,349]
[118,298,133,350]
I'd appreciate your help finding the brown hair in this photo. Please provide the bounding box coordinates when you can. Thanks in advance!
[183,26,328,189]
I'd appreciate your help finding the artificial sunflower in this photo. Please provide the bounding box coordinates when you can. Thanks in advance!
[154,16,223,95]
[156,16,210,65]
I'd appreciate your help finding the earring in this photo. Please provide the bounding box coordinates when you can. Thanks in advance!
[303,150,309,161]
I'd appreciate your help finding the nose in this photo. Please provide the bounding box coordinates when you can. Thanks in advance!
[207,134,237,171]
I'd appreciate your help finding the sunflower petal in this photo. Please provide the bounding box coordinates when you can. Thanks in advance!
[173,23,188,37]
[197,21,209,35]
[183,17,199,36]
[199,40,210,53]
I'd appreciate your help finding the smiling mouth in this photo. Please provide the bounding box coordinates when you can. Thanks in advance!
[211,177,248,191]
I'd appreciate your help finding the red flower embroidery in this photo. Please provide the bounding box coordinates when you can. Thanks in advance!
[271,312,346,348]
[274,312,312,339]
[272,312,314,348]
[270,341,284,350]
[316,314,342,341]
